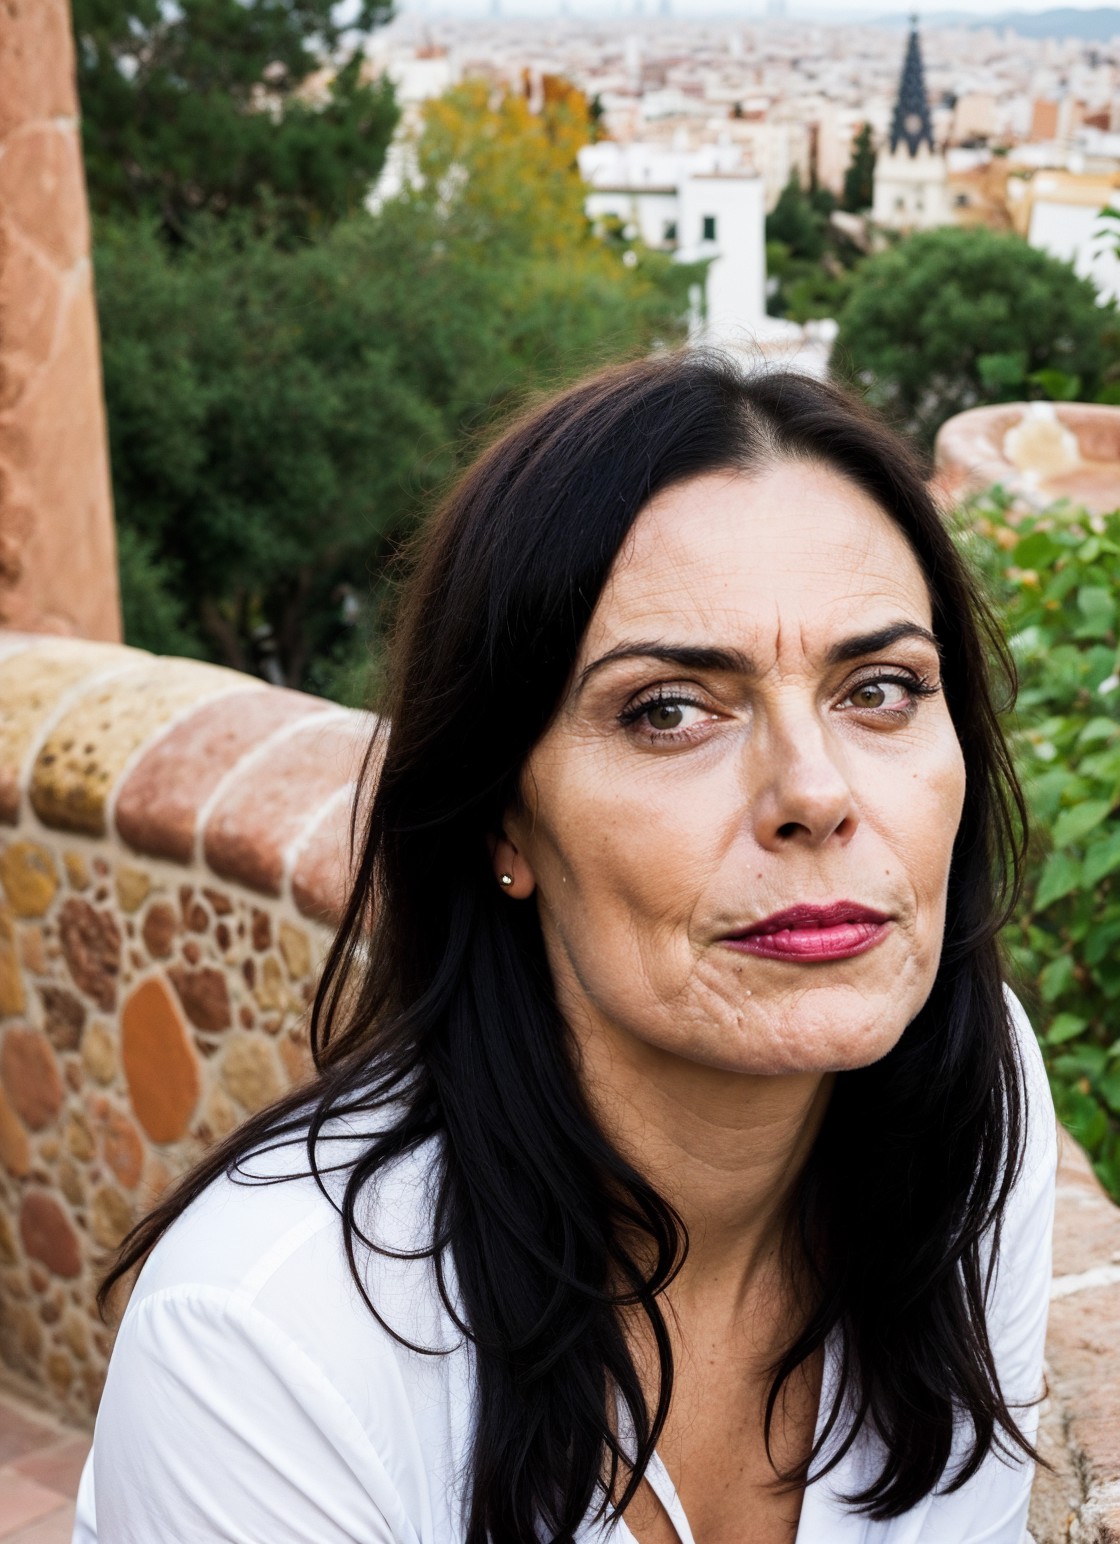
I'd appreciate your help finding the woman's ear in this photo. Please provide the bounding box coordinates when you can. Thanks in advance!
[486,830,537,899]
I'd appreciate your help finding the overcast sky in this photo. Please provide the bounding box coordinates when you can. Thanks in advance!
[377,0,1120,20]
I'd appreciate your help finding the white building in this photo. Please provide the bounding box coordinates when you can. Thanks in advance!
[579,140,767,345]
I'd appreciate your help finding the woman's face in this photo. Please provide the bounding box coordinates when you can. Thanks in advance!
[501,461,967,1078]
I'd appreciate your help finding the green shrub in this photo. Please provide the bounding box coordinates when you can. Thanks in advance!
[964,494,1120,1199]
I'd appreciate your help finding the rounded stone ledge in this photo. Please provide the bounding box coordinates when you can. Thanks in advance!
[290,788,359,927]
[30,654,250,836]
[935,400,1120,514]
[0,637,145,824]
[203,712,374,899]
[114,685,331,864]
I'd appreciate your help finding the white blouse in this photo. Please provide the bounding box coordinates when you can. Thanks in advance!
[74,995,1057,1544]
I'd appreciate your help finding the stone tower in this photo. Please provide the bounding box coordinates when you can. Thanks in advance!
[0,0,121,640]
[872,18,949,232]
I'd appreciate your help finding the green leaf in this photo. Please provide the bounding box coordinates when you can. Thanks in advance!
[1083,827,1120,886]
[1013,532,1062,570]
[1034,849,1083,910]
[1077,717,1119,747]
[1076,586,1117,638]
[1039,953,1076,1002]
[1046,1012,1087,1045]
[1099,1064,1120,1114]
[978,350,1028,390]
[1051,799,1114,847]
[1029,367,1082,401]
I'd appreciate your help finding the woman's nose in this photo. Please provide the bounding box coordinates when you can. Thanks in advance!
[749,717,858,851]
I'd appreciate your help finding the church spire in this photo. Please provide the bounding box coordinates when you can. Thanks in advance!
[889,16,935,157]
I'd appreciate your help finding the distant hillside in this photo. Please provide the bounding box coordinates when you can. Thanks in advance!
[872,8,1120,39]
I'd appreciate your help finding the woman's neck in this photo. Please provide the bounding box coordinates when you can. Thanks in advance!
[574,1018,833,1304]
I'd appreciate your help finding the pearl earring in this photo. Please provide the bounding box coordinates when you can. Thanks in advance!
[500,873,514,887]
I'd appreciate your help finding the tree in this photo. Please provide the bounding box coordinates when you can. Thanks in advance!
[832,226,1111,447]
[841,124,876,214]
[96,83,695,695]
[766,170,827,262]
[72,0,398,240]
[414,78,599,259]
[765,172,862,322]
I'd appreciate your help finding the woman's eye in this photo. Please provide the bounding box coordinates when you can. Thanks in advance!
[845,678,913,712]
[621,694,713,738]
[646,701,690,731]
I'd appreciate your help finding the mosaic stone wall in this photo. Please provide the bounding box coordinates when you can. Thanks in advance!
[0,633,369,1422]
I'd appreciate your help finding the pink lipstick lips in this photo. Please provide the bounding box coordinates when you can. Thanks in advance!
[723,902,892,962]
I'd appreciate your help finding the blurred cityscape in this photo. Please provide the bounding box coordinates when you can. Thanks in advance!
[366,10,1120,354]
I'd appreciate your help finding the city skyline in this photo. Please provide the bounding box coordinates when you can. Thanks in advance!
[385,0,1120,20]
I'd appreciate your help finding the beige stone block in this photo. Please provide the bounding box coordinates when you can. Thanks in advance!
[115,865,151,914]
[0,1085,30,1177]
[0,840,58,917]
[57,1158,84,1209]
[90,1185,133,1251]
[46,1349,73,1394]
[0,1298,44,1377]
[101,1106,143,1189]
[0,905,24,1015]
[64,1111,94,1162]
[279,921,312,982]
[30,658,244,835]
[221,1037,282,1115]
[254,954,296,1016]
[63,850,90,891]
[62,1310,88,1361]
[19,924,46,975]
[80,1021,117,1086]
[0,1208,16,1265]
[202,1086,241,1142]
[0,643,131,822]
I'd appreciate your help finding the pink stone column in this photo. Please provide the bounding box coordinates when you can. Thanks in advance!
[0,0,120,641]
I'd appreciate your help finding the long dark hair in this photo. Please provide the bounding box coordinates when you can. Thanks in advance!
[105,352,1033,1542]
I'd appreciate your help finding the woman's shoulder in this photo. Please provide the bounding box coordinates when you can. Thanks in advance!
[83,1119,471,1542]
[129,1114,458,1356]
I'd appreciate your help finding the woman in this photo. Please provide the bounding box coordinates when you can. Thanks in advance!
[75,353,1057,1544]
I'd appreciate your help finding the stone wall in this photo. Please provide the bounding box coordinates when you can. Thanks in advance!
[0,633,369,1421]
[0,0,120,640]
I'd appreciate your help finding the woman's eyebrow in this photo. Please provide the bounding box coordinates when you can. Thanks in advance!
[824,622,941,665]
[577,623,940,694]
[577,643,756,691]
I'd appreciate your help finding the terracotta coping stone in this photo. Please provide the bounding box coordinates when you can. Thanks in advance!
[202,711,375,900]
[289,785,360,927]
[29,655,249,836]
[114,685,332,864]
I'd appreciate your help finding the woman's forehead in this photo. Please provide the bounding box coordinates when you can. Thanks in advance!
[582,462,934,661]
